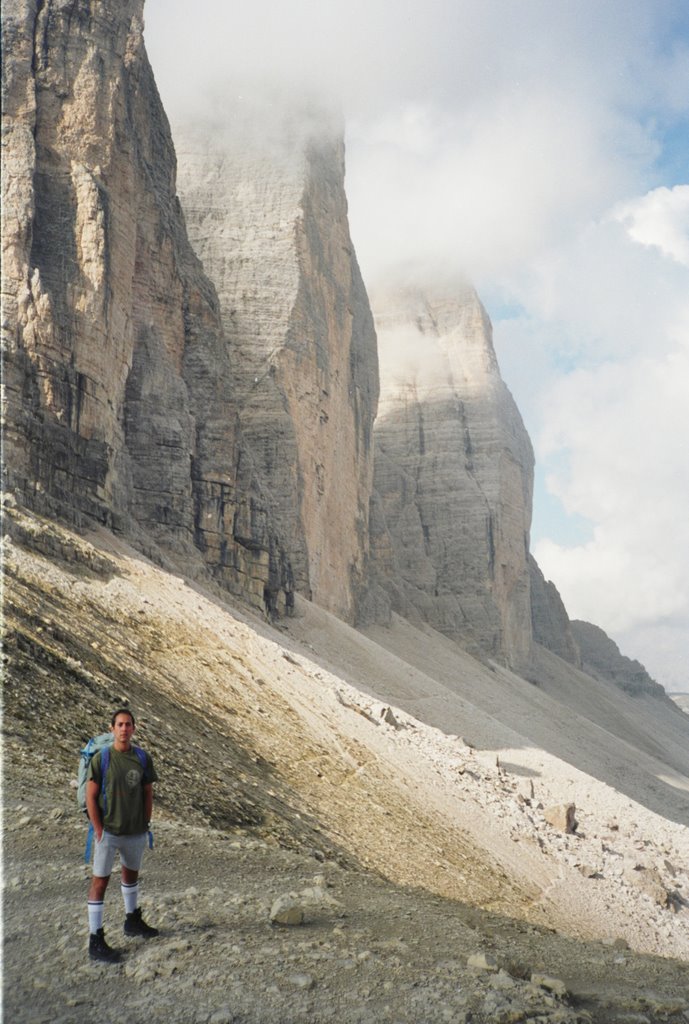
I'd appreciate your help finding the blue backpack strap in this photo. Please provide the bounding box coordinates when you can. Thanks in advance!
[85,746,110,863]
[84,822,95,863]
[133,747,154,849]
[100,746,111,815]
[133,746,147,774]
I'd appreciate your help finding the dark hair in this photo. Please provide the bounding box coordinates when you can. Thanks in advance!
[111,707,135,727]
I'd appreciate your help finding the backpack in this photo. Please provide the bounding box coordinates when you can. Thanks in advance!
[78,734,151,862]
[77,733,113,814]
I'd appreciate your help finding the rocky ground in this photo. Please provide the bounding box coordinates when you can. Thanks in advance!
[4,782,689,1024]
[3,504,689,1023]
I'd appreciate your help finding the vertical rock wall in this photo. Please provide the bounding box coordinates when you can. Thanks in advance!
[369,285,534,667]
[3,2,648,678]
[1,0,293,614]
[2,0,146,525]
[174,109,379,622]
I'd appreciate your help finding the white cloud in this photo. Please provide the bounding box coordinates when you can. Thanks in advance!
[525,214,689,686]
[612,185,689,266]
[346,90,635,286]
[492,192,689,441]
[144,1,685,119]
[145,2,686,289]
[534,348,689,627]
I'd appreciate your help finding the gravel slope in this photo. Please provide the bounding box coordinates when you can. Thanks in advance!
[3,505,689,1022]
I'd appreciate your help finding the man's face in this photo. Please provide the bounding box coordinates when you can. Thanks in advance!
[111,713,135,748]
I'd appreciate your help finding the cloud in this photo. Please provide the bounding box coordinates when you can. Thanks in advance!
[145,2,687,287]
[612,185,689,265]
[345,91,638,286]
[491,188,689,443]
[144,1,687,115]
[533,348,689,628]
[521,203,689,686]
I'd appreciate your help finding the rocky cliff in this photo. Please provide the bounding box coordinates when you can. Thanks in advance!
[529,556,581,667]
[1,0,377,623]
[571,620,668,698]
[2,1,667,690]
[368,285,534,667]
[1,0,295,614]
[172,107,379,622]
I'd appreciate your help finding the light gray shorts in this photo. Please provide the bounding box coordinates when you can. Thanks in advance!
[93,830,147,877]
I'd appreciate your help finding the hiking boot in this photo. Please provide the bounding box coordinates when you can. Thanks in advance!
[89,928,121,963]
[124,906,159,938]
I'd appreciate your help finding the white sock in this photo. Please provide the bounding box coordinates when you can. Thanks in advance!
[121,881,139,914]
[88,900,104,934]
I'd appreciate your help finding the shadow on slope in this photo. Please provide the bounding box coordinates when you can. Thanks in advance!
[2,520,345,861]
[283,601,689,828]
[3,506,687,969]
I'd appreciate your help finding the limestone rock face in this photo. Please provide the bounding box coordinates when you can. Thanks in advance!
[369,285,534,666]
[529,556,581,666]
[173,110,379,622]
[3,1,663,684]
[571,621,669,700]
[1,0,292,613]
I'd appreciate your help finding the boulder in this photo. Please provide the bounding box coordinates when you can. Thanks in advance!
[624,864,669,907]
[530,973,568,998]
[543,803,577,834]
[467,952,499,972]
[269,894,305,926]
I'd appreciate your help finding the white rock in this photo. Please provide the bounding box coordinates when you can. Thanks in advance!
[270,894,305,926]
[467,952,499,972]
[530,972,568,997]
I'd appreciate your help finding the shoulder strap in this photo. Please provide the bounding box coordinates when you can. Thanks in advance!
[84,745,110,864]
[80,737,97,761]
[134,747,154,851]
[84,822,95,863]
[132,747,154,850]
[100,746,110,814]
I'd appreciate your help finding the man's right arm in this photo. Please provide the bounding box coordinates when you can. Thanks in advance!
[85,779,104,841]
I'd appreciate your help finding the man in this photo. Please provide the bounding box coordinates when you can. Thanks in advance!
[85,708,158,963]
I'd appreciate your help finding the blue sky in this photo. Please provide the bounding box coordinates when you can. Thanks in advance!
[145,0,689,690]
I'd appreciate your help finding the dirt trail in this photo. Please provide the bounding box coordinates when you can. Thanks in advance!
[4,777,689,1024]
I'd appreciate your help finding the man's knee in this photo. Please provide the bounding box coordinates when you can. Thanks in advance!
[89,875,110,900]
[121,867,139,885]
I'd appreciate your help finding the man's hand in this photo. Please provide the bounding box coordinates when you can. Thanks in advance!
[85,778,104,841]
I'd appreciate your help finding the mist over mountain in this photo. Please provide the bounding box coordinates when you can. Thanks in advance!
[1,0,668,695]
